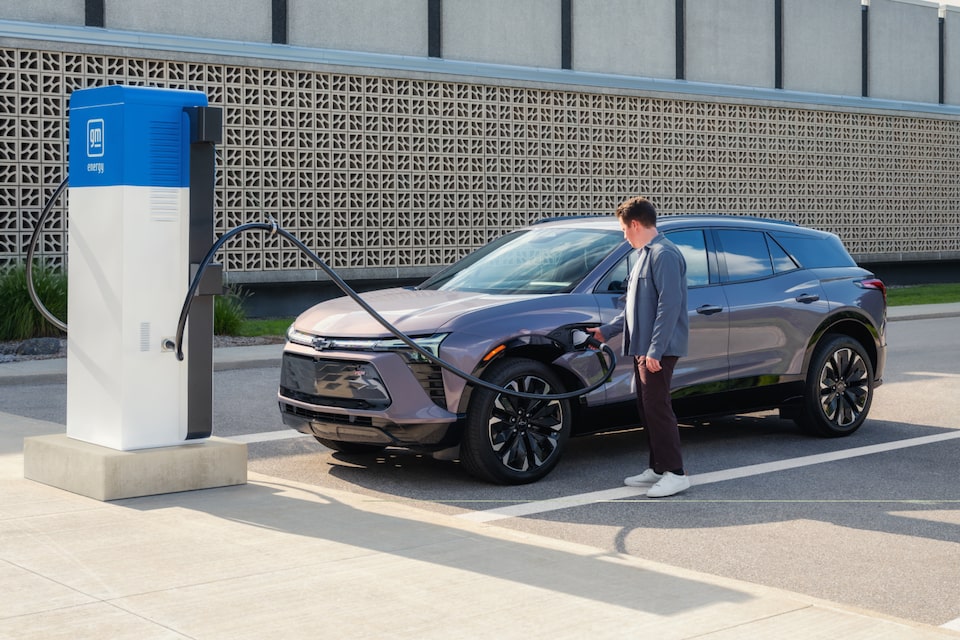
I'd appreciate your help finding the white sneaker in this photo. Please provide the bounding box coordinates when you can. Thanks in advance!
[624,468,662,487]
[646,472,690,498]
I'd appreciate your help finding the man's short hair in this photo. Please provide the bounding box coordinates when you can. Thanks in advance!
[616,196,657,227]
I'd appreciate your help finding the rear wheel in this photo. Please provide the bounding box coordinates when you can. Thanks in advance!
[796,335,874,437]
[314,437,385,454]
[460,357,571,484]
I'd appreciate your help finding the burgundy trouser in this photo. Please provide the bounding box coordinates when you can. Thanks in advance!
[634,355,683,474]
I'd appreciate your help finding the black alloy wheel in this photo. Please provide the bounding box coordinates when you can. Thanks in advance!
[460,357,571,484]
[797,334,874,437]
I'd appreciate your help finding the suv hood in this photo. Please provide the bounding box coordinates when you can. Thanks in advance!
[294,288,535,337]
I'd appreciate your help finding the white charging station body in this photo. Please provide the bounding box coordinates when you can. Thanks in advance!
[67,86,208,450]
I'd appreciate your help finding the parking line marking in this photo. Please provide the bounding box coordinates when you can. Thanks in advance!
[457,430,960,523]
[228,430,309,444]
[905,371,960,378]
[942,617,960,631]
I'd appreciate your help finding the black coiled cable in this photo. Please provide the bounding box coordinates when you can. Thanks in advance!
[25,178,69,333]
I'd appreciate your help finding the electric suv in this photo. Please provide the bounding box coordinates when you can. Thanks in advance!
[278,216,887,484]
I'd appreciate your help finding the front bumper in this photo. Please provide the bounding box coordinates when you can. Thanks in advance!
[277,345,461,449]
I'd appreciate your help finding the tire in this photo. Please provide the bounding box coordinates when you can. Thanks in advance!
[795,335,874,437]
[314,436,385,454]
[460,357,572,485]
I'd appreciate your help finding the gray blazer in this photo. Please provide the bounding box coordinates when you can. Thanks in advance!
[598,232,689,360]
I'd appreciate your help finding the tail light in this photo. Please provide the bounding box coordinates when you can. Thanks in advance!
[856,278,887,303]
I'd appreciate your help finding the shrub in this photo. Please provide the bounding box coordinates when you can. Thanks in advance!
[214,285,249,336]
[0,262,68,340]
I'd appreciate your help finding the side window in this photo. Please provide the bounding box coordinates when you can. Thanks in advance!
[595,250,638,294]
[716,230,774,282]
[665,229,709,287]
[770,231,857,268]
[596,229,711,293]
[766,234,799,273]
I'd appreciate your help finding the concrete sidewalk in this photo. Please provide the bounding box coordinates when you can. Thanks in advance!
[2,411,958,639]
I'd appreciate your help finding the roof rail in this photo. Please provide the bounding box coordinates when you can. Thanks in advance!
[533,213,798,226]
[663,213,798,226]
[531,214,606,225]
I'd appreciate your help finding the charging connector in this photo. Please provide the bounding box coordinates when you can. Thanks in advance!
[571,329,602,350]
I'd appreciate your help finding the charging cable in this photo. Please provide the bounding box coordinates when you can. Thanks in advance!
[26,180,616,401]
[25,178,69,333]
[174,219,617,401]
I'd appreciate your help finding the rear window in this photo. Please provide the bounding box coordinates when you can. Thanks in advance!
[770,231,856,268]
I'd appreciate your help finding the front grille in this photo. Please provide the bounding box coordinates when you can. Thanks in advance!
[281,403,374,427]
[280,353,391,410]
[280,387,381,410]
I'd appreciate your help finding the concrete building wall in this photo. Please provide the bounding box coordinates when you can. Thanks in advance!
[782,0,862,96]
[684,0,776,88]
[0,0,84,26]
[946,5,960,105]
[2,0,959,104]
[287,0,429,57]
[2,1,960,278]
[571,0,675,79]
[869,0,940,103]
[106,0,272,44]
[441,0,560,68]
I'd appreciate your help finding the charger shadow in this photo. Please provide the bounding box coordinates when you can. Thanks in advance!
[120,476,757,620]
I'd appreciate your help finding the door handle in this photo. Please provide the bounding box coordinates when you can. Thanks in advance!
[695,304,723,315]
[795,293,820,304]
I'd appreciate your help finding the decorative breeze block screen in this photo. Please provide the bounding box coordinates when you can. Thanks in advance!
[2,46,959,275]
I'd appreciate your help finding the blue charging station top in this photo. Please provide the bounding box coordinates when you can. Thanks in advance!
[69,85,208,189]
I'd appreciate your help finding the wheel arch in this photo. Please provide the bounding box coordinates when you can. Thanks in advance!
[455,339,586,417]
[805,312,881,376]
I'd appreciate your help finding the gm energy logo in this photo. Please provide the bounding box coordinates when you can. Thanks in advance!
[87,118,105,157]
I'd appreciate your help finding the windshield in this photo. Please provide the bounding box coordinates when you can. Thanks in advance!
[420,227,623,294]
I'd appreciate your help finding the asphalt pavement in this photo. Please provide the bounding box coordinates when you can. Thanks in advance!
[1,303,959,639]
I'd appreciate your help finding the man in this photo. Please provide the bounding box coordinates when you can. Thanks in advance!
[587,196,690,498]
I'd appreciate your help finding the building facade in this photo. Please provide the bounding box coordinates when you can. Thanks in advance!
[1,0,959,289]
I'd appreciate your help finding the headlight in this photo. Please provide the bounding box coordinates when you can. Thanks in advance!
[286,325,316,347]
[372,334,447,363]
[286,325,448,363]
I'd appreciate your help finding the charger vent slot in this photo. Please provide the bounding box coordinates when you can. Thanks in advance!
[140,322,151,352]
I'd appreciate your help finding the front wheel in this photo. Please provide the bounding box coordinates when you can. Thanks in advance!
[795,335,875,437]
[460,357,572,485]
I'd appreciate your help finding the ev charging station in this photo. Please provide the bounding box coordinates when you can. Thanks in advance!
[67,85,218,450]
[23,85,246,499]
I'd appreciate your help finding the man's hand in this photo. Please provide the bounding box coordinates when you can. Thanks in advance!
[645,356,662,373]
